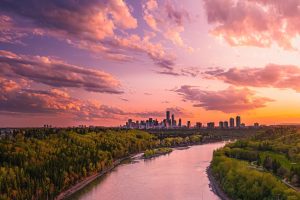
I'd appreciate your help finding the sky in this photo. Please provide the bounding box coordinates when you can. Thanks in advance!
[1,0,300,127]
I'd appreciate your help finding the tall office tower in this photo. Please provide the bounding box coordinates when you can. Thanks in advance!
[178,118,182,127]
[171,114,175,127]
[166,111,170,127]
[128,119,133,128]
[224,121,229,128]
[236,116,241,128]
[187,121,191,128]
[219,121,224,128]
[229,118,235,128]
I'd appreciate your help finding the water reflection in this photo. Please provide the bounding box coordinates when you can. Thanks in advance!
[69,142,225,200]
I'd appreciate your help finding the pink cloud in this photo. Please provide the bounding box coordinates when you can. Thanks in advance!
[0,77,128,121]
[0,0,137,41]
[175,85,273,113]
[0,50,123,94]
[143,0,190,47]
[0,1,178,70]
[0,15,27,44]
[205,64,300,92]
[0,78,191,122]
[203,0,300,49]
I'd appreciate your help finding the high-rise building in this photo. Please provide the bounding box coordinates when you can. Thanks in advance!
[236,116,241,128]
[187,121,191,128]
[178,118,182,127]
[219,121,224,128]
[207,122,215,129]
[171,114,175,127]
[166,111,170,127]
[166,111,170,121]
[229,118,234,128]
[254,122,259,128]
[128,119,133,128]
[163,119,167,127]
[224,121,229,128]
[196,122,202,129]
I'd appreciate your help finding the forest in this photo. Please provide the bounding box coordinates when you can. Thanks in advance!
[0,129,203,200]
[211,127,300,200]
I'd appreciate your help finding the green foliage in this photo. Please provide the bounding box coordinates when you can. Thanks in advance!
[0,130,156,199]
[212,127,300,199]
[143,148,172,159]
[160,135,202,147]
[212,153,300,200]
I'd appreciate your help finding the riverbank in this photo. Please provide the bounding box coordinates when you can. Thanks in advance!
[55,156,131,200]
[56,140,228,199]
[207,166,231,200]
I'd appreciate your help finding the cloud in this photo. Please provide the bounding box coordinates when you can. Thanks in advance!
[166,106,190,117]
[0,0,137,41]
[174,85,273,113]
[143,0,190,47]
[0,77,129,121]
[105,34,176,70]
[0,77,193,122]
[205,64,300,92]
[0,78,81,114]
[156,66,200,77]
[120,98,129,102]
[0,0,177,71]
[0,50,123,94]
[0,15,27,44]
[63,30,176,71]
[203,0,300,49]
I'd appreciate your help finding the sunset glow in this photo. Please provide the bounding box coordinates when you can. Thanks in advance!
[1,0,300,127]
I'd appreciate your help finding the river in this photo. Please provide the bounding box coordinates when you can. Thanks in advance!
[68,142,226,200]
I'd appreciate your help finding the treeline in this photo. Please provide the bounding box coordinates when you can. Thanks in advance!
[0,130,203,199]
[0,130,157,199]
[211,127,300,200]
[143,148,172,159]
[160,135,202,147]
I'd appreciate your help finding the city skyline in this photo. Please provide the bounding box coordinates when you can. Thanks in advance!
[1,0,300,127]
[123,110,252,129]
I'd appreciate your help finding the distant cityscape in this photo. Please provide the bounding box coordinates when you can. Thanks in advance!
[123,110,260,129]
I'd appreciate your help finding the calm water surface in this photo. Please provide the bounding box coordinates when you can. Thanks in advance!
[69,142,226,200]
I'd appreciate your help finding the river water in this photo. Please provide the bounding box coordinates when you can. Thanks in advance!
[69,142,226,200]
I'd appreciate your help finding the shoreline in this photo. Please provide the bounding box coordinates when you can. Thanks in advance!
[207,165,231,200]
[55,140,227,199]
[55,156,132,200]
